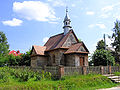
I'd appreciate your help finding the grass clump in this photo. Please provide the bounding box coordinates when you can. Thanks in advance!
[114,72,120,76]
[0,67,118,90]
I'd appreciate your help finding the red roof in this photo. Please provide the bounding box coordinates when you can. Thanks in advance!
[44,30,79,51]
[9,50,22,56]
[32,45,46,55]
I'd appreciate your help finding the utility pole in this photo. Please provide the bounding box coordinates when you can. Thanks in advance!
[104,34,106,50]
[104,34,108,66]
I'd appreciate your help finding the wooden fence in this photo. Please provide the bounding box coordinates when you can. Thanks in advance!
[11,66,120,77]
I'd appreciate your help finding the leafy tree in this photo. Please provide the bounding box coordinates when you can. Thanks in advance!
[96,40,106,50]
[19,50,31,66]
[112,20,120,61]
[92,49,115,66]
[0,32,9,66]
[91,39,115,66]
[0,32,9,56]
[7,54,21,66]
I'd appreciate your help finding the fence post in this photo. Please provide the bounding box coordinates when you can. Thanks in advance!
[108,65,111,74]
[43,65,46,70]
[100,66,104,75]
[83,66,87,75]
[58,65,64,78]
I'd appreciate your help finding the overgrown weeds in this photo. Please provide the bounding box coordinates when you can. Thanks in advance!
[0,67,119,90]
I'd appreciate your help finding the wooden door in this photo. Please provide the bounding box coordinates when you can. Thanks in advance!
[80,57,84,66]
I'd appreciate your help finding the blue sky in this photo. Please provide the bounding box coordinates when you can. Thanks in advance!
[0,0,120,54]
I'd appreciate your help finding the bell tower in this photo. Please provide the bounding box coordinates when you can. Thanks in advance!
[63,8,72,35]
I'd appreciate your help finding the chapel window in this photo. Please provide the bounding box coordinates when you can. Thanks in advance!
[53,55,55,64]
[66,22,67,25]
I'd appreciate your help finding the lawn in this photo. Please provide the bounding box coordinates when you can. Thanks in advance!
[0,67,118,90]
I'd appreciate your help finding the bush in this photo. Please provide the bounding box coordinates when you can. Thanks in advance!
[92,49,115,66]
[0,67,9,83]
[10,68,33,82]
[7,67,52,82]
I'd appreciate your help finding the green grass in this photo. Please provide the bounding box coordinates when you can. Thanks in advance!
[114,72,120,76]
[0,67,119,90]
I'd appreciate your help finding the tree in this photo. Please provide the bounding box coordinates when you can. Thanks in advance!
[19,50,31,66]
[96,40,106,50]
[112,20,120,61]
[0,32,9,56]
[91,39,115,66]
[92,49,115,66]
[7,54,21,66]
[0,32,9,66]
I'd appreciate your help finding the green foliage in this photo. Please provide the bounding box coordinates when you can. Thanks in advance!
[114,72,120,76]
[96,40,106,50]
[5,49,31,66]
[0,67,118,90]
[92,49,115,66]
[0,32,9,56]
[89,60,94,66]
[7,54,21,66]
[0,67,9,83]
[112,20,120,52]
[18,50,31,66]
[112,20,120,61]
[0,32,9,66]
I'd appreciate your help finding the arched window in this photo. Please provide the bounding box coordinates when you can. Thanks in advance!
[53,55,55,64]
[66,22,67,25]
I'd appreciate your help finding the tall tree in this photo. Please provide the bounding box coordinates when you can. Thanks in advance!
[91,40,115,66]
[0,32,9,55]
[112,20,120,56]
[96,40,105,50]
[0,32,9,65]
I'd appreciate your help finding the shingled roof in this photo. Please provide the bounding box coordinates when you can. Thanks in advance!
[64,42,89,54]
[31,45,46,56]
[44,30,79,51]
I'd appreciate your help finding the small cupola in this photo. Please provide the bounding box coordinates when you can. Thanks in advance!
[63,8,72,35]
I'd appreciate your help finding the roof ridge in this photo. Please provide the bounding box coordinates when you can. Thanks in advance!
[50,33,64,38]
[33,45,46,47]
[50,35,65,50]
[76,42,82,51]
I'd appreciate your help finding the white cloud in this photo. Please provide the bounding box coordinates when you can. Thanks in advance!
[71,4,76,7]
[47,0,65,7]
[88,23,106,29]
[43,37,49,43]
[100,3,120,19]
[49,21,58,24]
[13,1,57,22]
[88,24,95,28]
[100,14,110,18]
[100,5,113,18]
[86,11,95,15]
[2,18,23,26]
[96,24,106,29]
[102,6,113,12]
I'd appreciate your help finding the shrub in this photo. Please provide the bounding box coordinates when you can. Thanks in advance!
[92,49,115,66]
[0,67,9,83]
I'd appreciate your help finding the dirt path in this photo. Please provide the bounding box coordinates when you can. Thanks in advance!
[99,86,120,90]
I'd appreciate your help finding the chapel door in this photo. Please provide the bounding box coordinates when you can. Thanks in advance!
[80,57,84,66]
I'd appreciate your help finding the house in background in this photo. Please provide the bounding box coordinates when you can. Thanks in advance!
[31,9,89,67]
[106,47,120,64]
